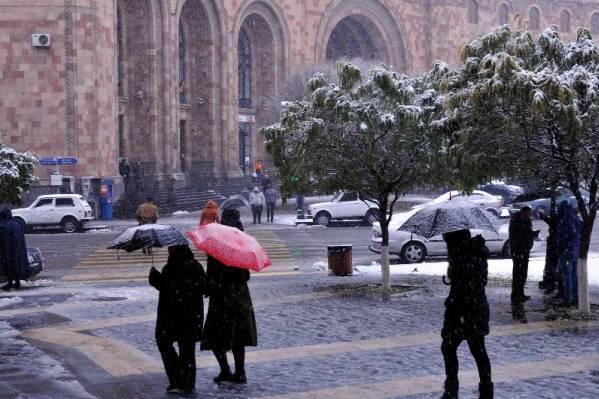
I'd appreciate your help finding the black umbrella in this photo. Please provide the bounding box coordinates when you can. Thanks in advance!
[221,194,249,210]
[398,200,499,239]
[107,224,188,252]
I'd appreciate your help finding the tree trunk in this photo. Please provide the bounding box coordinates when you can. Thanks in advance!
[379,199,391,298]
[578,215,594,313]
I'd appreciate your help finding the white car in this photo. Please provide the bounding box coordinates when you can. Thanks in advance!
[11,194,94,233]
[414,190,504,213]
[306,192,380,226]
[369,209,542,263]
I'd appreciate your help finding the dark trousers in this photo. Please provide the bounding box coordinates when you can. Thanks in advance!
[252,205,263,224]
[156,336,196,391]
[511,252,530,301]
[441,335,492,388]
[266,202,275,222]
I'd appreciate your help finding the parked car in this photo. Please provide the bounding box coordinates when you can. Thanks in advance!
[369,209,542,263]
[0,246,45,282]
[11,194,94,233]
[306,192,380,226]
[509,187,590,218]
[478,182,523,205]
[413,190,504,212]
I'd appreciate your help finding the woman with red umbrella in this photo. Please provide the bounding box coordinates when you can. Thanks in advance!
[201,208,257,384]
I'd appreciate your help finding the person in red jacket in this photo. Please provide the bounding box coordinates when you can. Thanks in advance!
[199,200,220,227]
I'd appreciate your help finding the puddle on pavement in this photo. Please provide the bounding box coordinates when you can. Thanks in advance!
[89,296,128,302]
[315,283,421,298]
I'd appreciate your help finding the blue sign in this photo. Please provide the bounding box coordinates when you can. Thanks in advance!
[39,157,77,166]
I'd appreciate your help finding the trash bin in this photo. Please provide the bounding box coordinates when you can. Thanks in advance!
[327,245,353,276]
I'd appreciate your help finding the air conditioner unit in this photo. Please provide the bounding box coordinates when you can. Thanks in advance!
[32,33,51,48]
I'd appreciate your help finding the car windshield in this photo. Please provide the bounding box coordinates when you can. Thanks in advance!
[332,192,344,202]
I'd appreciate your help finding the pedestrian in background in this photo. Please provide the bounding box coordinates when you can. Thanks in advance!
[149,245,206,396]
[556,201,582,307]
[264,186,278,223]
[0,208,28,291]
[199,200,220,227]
[136,197,159,225]
[509,205,535,303]
[440,229,493,399]
[538,206,559,294]
[201,208,257,384]
[249,187,265,224]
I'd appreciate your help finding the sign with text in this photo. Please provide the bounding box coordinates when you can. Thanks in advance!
[39,157,78,166]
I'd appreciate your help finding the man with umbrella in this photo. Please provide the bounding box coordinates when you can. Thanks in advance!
[509,205,535,303]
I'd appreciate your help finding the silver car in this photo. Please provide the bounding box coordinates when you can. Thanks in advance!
[369,209,541,263]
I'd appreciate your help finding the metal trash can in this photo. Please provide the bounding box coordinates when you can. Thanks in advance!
[327,244,353,276]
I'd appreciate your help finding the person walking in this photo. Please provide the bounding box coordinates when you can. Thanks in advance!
[136,197,159,225]
[440,229,493,399]
[249,187,265,224]
[149,245,206,396]
[556,201,582,307]
[509,205,535,303]
[264,186,278,223]
[0,208,28,290]
[199,200,220,227]
[201,208,257,384]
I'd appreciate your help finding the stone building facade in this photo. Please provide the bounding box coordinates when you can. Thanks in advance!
[1,0,599,193]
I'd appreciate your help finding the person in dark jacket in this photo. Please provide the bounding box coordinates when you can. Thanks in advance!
[538,206,559,294]
[0,208,29,290]
[264,186,278,223]
[149,245,206,396]
[201,208,257,384]
[556,201,582,307]
[441,229,493,399]
[509,206,535,303]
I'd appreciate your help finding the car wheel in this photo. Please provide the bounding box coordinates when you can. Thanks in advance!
[61,217,79,233]
[502,241,511,259]
[314,212,331,227]
[400,242,426,264]
[365,209,380,225]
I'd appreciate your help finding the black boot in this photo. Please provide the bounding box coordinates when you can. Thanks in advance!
[441,379,458,399]
[213,368,233,383]
[479,381,493,399]
[231,370,247,384]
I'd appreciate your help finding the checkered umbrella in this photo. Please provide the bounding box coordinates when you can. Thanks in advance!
[107,224,189,252]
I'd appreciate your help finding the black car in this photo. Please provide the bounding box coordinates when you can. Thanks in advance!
[479,183,524,205]
[0,246,44,282]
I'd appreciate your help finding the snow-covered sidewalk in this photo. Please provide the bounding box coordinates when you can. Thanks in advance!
[355,253,599,285]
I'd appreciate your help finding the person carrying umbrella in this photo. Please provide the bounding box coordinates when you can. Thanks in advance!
[149,245,206,396]
[200,208,257,384]
[199,200,220,227]
[440,229,493,399]
[137,197,159,255]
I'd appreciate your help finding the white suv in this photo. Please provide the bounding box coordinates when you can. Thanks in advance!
[12,194,94,233]
[307,192,380,226]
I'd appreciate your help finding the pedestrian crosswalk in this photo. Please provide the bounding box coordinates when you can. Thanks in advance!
[61,230,297,283]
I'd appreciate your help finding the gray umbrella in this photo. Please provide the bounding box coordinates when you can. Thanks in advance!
[398,200,499,239]
[221,194,249,210]
[107,224,189,252]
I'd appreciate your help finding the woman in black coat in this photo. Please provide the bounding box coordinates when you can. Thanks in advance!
[201,208,257,384]
[441,229,493,399]
[0,208,29,290]
[149,245,206,395]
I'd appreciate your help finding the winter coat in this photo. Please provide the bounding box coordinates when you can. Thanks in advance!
[556,201,581,258]
[149,245,206,342]
[264,187,278,204]
[508,211,534,255]
[136,202,159,225]
[199,200,220,227]
[442,231,490,341]
[0,208,29,280]
[201,212,257,351]
[249,188,266,207]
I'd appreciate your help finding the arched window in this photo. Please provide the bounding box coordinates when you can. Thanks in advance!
[468,0,479,24]
[498,3,509,26]
[179,23,186,103]
[238,28,252,109]
[560,10,570,33]
[592,13,599,35]
[529,7,540,30]
[117,6,124,97]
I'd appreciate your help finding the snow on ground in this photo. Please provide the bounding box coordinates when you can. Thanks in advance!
[355,253,599,285]
[0,296,23,309]
[68,286,155,302]
[171,210,190,216]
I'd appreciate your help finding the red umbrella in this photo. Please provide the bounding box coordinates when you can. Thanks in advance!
[187,224,272,272]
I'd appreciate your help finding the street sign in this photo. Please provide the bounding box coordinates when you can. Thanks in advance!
[38,157,77,166]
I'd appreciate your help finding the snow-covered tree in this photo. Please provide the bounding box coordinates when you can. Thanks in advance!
[440,25,599,313]
[262,62,448,296]
[0,143,37,205]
